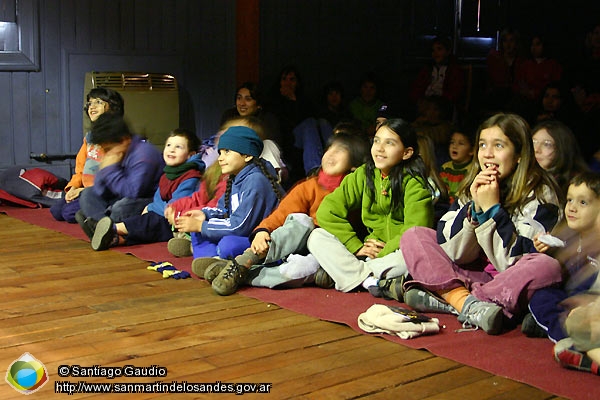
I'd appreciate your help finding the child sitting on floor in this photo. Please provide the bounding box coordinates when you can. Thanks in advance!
[555,293,600,375]
[523,172,600,374]
[174,126,284,263]
[75,114,164,237]
[400,113,562,335]
[164,161,227,257]
[307,118,435,297]
[164,116,284,257]
[90,128,204,250]
[50,87,123,223]
[192,132,370,296]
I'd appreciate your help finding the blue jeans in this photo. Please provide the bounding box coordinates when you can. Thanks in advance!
[79,187,152,222]
[122,212,173,245]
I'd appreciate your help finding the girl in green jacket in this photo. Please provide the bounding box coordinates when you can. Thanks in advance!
[307,118,434,295]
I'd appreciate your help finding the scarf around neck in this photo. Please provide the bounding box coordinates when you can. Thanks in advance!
[160,160,203,201]
[317,169,345,191]
[164,161,201,180]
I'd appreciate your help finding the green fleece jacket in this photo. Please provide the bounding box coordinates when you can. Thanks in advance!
[316,164,433,257]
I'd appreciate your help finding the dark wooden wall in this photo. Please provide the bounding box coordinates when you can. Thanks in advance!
[0,0,236,178]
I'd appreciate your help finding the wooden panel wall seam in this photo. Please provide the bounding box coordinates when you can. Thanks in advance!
[235,0,260,86]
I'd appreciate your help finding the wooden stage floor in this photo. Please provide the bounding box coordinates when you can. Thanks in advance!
[0,214,564,399]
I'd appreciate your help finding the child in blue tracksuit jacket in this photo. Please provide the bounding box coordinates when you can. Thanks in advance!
[173,126,285,260]
[90,129,204,250]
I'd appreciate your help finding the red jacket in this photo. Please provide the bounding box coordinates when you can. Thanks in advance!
[409,60,465,104]
[167,174,227,214]
[486,49,524,91]
[513,58,562,100]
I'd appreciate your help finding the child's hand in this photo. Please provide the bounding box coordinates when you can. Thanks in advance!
[471,166,500,212]
[251,231,271,255]
[65,187,83,203]
[100,153,124,167]
[533,233,550,253]
[164,206,175,224]
[355,239,386,259]
[477,181,500,211]
[174,210,206,233]
[355,246,378,259]
[100,141,128,168]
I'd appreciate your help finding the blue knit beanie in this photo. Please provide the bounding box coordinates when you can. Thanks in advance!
[218,126,263,158]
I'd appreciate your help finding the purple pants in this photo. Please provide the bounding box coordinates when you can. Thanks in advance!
[401,226,562,317]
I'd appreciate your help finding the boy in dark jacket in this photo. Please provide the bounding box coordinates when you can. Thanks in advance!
[76,113,164,238]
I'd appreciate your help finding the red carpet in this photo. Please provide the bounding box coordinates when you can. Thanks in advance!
[2,205,598,399]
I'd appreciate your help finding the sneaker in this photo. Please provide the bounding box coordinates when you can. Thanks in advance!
[554,337,600,375]
[371,275,406,302]
[212,261,249,296]
[75,210,98,240]
[458,295,504,335]
[168,237,192,257]
[404,286,459,315]
[91,217,116,251]
[521,313,547,338]
[314,267,335,288]
[203,259,230,282]
[235,249,264,268]
[191,257,223,279]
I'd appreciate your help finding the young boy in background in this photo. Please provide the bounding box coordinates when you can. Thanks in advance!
[439,128,474,204]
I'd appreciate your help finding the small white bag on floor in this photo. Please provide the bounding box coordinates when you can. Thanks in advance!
[358,304,440,339]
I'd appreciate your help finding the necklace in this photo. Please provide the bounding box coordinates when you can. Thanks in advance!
[381,174,390,197]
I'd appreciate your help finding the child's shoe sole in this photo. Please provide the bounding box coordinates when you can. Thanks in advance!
[91,217,114,251]
[168,237,192,257]
[191,257,219,277]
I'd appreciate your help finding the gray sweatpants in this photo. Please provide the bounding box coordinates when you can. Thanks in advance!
[248,213,316,288]
[307,228,407,292]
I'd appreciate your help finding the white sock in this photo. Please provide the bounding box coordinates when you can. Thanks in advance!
[361,276,378,290]
[280,253,319,279]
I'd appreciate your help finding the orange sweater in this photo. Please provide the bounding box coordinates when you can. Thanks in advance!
[65,137,104,191]
[254,171,343,233]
